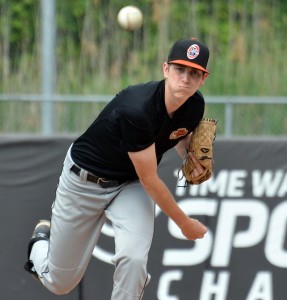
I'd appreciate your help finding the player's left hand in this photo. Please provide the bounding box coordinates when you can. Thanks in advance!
[187,151,205,178]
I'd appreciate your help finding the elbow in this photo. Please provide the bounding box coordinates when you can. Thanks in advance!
[138,174,158,191]
[139,177,151,190]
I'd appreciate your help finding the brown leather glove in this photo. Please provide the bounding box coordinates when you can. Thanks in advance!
[182,118,217,185]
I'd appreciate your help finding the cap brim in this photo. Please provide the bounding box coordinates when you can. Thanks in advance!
[169,60,209,74]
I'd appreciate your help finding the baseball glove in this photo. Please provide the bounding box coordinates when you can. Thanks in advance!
[182,118,217,185]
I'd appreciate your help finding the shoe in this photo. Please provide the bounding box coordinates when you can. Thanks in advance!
[24,220,51,280]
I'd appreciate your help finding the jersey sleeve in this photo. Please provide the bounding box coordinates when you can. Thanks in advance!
[116,106,155,152]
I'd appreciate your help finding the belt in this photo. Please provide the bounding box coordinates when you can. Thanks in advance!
[70,164,123,188]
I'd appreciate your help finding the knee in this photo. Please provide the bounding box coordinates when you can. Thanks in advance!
[46,283,74,295]
[40,265,84,295]
[129,255,146,267]
[42,276,77,295]
[122,251,148,273]
[113,235,152,277]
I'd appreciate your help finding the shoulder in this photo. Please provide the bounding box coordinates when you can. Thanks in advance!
[115,80,164,113]
[121,80,164,97]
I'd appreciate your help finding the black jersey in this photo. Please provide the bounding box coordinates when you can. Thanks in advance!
[71,80,204,181]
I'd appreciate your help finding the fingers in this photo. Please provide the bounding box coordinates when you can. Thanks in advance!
[188,151,205,175]
[196,219,207,238]
[191,168,201,177]
[195,219,208,238]
[180,218,208,240]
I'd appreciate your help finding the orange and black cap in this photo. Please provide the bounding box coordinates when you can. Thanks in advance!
[167,38,210,73]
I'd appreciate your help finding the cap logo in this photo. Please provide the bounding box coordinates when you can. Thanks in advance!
[187,44,200,60]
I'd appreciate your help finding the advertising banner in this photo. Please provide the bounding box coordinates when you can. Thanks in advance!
[0,137,286,300]
[87,139,287,300]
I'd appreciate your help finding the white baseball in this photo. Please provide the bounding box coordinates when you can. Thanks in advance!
[117,6,143,31]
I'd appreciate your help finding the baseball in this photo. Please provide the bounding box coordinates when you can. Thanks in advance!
[117,6,143,31]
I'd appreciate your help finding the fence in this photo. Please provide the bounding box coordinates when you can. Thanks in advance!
[0,94,286,137]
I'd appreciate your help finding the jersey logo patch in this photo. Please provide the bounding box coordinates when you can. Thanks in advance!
[169,128,188,140]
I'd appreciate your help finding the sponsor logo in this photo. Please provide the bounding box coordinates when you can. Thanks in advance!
[201,147,209,153]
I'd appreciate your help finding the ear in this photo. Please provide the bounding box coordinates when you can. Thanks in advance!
[199,72,209,87]
[163,62,169,79]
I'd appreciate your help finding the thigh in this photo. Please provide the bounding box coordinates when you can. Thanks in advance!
[105,180,155,242]
[49,186,105,271]
[48,154,110,270]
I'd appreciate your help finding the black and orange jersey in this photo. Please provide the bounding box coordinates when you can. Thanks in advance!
[71,80,204,181]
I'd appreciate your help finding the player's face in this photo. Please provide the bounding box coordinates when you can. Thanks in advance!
[163,62,208,102]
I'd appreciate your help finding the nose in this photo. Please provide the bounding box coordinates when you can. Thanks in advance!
[181,70,190,82]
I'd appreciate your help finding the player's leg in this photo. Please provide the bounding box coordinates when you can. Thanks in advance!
[105,180,155,300]
[25,148,117,294]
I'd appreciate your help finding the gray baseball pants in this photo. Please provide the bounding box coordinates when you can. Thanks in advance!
[30,146,155,299]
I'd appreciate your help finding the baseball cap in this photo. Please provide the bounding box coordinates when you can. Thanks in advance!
[167,38,210,73]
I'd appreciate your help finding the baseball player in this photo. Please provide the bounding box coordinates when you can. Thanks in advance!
[24,37,210,299]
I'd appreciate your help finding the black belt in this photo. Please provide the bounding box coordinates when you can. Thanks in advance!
[70,164,123,188]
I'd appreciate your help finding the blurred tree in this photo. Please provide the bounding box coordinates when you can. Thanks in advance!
[0,0,287,95]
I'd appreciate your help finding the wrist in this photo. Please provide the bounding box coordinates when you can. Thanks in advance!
[177,215,193,229]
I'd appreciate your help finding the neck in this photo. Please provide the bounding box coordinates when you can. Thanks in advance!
[165,98,176,118]
[165,90,187,118]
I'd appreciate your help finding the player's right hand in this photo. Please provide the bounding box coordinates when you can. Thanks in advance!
[180,218,207,240]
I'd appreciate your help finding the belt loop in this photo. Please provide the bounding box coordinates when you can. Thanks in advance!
[80,168,88,182]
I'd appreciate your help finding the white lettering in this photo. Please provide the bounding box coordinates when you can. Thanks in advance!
[265,201,287,267]
[174,170,247,198]
[176,169,287,198]
[211,200,269,266]
[202,170,247,197]
[195,170,230,197]
[252,170,285,197]
[278,173,287,197]
[226,170,247,197]
[199,271,230,300]
[246,271,273,300]
[163,199,217,266]
[157,270,183,300]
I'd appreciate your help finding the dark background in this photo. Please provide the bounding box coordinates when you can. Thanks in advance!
[1,136,286,300]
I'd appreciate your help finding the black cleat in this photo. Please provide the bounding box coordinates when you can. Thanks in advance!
[24,220,51,280]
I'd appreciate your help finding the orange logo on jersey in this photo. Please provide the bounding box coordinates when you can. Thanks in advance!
[169,128,188,140]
